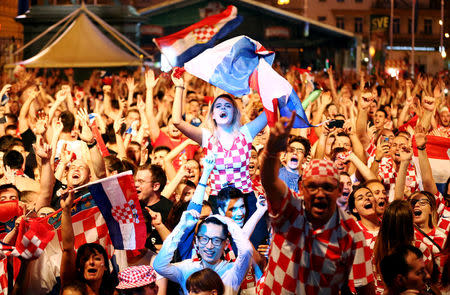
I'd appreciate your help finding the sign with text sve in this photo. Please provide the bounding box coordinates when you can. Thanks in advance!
[370,15,390,33]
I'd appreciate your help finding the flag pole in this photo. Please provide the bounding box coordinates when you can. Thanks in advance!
[153,38,175,69]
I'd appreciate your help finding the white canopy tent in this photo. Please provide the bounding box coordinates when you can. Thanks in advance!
[9,4,149,68]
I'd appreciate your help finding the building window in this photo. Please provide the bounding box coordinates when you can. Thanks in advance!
[424,19,432,34]
[319,0,326,2]
[393,18,400,34]
[336,17,345,29]
[354,17,363,33]
[337,0,344,3]
[355,0,362,2]
[318,16,327,22]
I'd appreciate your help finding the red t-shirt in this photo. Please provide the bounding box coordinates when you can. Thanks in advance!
[152,131,198,170]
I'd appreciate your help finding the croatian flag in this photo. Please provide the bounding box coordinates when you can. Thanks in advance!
[412,135,450,194]
[184,35,311,128]
[154,5,242,68]
[78,171,147,250]
[46,193,114,256]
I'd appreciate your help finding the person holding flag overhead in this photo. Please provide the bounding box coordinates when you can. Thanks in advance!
[171,72,269,248]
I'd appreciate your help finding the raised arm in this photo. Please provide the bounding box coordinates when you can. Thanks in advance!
[153,210,200,284]
[171,72,203,144]
[261,113,295,214]
[414,126,438,194]
[144,70,161,143]
[187,153,215,209]
[355,92,372,149]
[77,108,106,179]
[242,195,267,238]
[394,146,413,201]
[18,87,38,134]
[33,136,55,212]
[126,77,136,108]
[347,152,377,181]
[245,112,267,139]
[60,190,77,288]
[114,117,127,160]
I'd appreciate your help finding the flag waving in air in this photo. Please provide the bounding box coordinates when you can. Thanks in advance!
[76,171,147,250]
[154,5,242,69]
[412,135,450,194]
[184,35,311,128]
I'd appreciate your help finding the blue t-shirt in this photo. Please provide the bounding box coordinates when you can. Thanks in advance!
[279,166,300,193]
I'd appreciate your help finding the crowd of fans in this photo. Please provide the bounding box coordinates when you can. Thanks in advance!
[0,63,449,295]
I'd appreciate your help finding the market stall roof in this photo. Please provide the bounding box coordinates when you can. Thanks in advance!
[138,0,355,48]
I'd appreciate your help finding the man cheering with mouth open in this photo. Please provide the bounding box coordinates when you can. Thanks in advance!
[257,113,375,295]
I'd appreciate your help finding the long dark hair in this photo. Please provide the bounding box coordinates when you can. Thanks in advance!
[373,200,414,272]
[76,243,116,295]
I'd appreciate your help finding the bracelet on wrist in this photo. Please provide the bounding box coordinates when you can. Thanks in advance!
[198,182,207,187]
[87,139,97,149]
[417,144,426,150]
[175,86,185,90]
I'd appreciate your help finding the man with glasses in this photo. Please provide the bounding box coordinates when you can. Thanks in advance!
[153,210,252,295]
[278,136,310,192]
[257,114,375,294]
[134,164,172,249]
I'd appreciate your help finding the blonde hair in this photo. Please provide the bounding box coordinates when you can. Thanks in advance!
[206,94,242,135]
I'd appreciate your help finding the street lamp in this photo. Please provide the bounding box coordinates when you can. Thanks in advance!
[278,0,290,4]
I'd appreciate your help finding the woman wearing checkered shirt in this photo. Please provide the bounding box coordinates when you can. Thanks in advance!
[171,73,269,248]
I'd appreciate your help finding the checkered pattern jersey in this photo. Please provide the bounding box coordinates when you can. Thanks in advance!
[256,189,374,295]
[206,129,253,196]
[355,221,378,252]
[377,157,419,194]
[434,190,450,235]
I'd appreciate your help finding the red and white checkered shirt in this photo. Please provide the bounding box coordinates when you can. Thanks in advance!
[203,127,253,196]
[377,156,419,199]
[356,220,378,252]
[256,189,374,294]
[434,190,450,233]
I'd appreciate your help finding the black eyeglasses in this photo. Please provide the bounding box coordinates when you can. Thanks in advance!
[410,199,430,207]
[197,235,225,246]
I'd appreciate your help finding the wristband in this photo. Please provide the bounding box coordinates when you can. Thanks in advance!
[87,139,97,149]
[198,183,207,187]
[417,144,426,150]
[374,158,381,163]
[175,86,185,90]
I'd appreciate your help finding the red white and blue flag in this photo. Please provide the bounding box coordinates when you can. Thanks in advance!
[46,193,114,255]
[78,171,147,250]
[184,35,311,128]
[153,5,242,68]
[413,135,450,194]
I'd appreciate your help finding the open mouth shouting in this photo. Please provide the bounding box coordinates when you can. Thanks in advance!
[414,209,422,217]
[363,202,373,210]
[219,111,227,118]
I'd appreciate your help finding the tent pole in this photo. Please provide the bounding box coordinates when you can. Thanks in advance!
[13,7,81,57]
[42,8,80,50]
[82,6,152,59]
